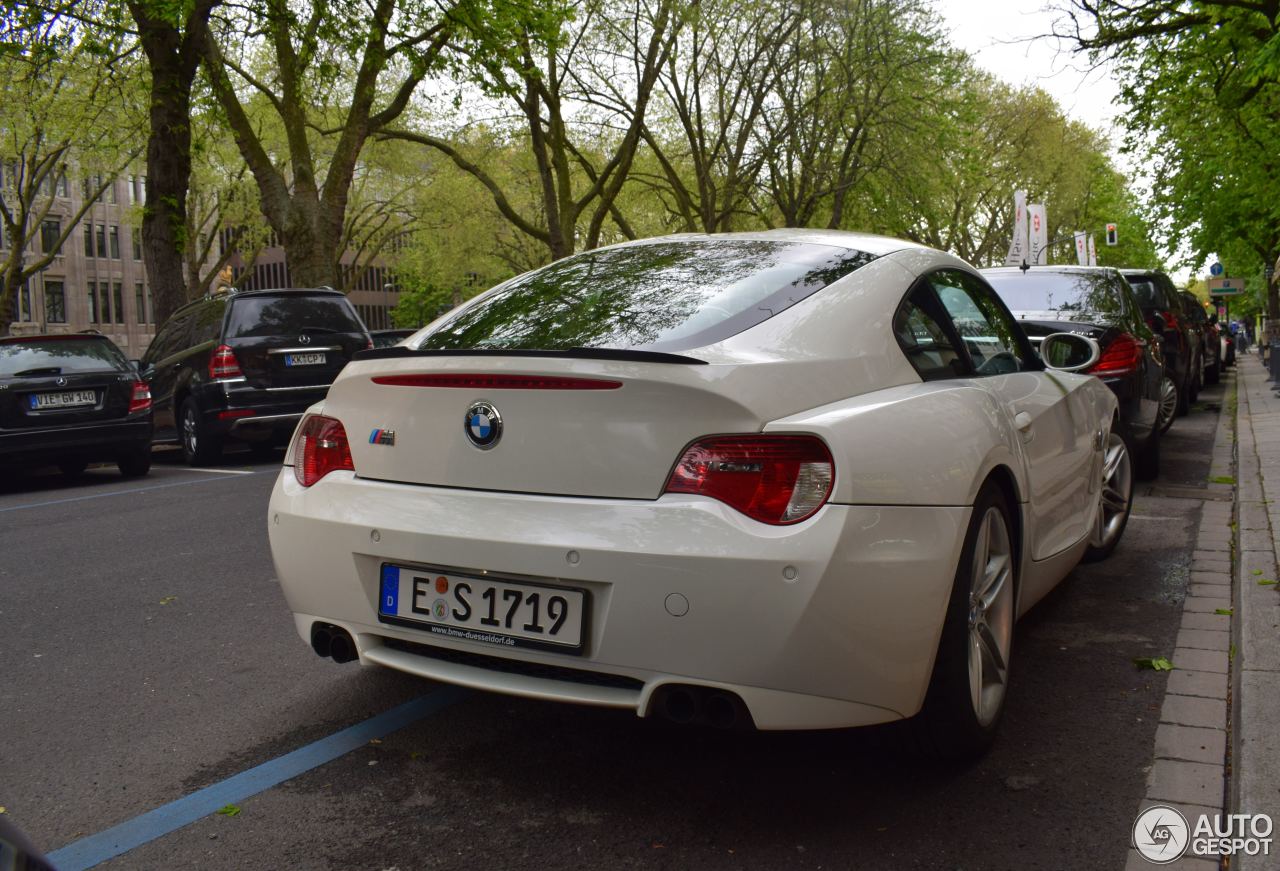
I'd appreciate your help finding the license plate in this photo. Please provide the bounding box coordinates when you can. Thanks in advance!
[29,390,97,410]
[379,564,587,653]
[285,352,325,366]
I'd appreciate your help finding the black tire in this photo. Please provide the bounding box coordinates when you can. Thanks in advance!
[1176,373,1191,416]
[180,397,222,466]
[1134,419,1160,481]
[1157,376,1178,435]
[1083,426,1133,562]
[905,482,1017,761]
[58,459,88,480]
[117,445,152,478]
[1189,364,1202,404]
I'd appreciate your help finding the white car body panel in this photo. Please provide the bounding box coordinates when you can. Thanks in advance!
[269,229,1121,730]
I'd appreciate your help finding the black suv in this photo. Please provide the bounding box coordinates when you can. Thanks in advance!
[141,288,371,464]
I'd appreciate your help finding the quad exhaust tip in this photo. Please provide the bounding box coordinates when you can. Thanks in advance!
[310,622,358,663]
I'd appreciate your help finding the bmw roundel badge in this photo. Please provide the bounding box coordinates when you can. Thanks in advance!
[464,401,502,450]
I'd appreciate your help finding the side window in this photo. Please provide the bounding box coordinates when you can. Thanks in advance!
[929,270,1031,376]
[191,300,226,346]
[144,314,193,363]
[894,284,966,381]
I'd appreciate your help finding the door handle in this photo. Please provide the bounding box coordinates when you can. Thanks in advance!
[1014,411,1033,432]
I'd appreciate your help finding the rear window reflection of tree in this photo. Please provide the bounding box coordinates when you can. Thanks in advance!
[228,297,362,338]
[417,241,875,352]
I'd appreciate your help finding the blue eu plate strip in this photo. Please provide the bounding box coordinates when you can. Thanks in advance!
[380,564,399,615]
[47,688,465,870]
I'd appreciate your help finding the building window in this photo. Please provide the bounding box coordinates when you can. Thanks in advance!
[106,179,117,204]
[99,281,112,323]
[45,280,66,323]
[84,223,93,257]
[14,281,32,322]
[135,282,147,324]
[113,282,124,324]
[40,218,60,254]
[135,176,145,204]
[95,224,106,259]
[109,226,120,259]
[132,227,142,260]
[87,285,98,323]
[56,173,68,198]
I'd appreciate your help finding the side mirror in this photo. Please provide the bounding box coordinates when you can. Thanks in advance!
[1040,332,1101,372]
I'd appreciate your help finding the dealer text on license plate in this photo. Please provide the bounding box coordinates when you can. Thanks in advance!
[379,564,586,652]
[285,352,325,366]
[29,390,96,410]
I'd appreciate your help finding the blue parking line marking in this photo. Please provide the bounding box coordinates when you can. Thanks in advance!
[47,688,466,870]
[0,469,276,514]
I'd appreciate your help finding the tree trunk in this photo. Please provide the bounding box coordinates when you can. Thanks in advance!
[131,0,216,327]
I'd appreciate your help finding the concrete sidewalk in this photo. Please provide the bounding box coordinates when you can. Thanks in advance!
[1231,355,1280,870]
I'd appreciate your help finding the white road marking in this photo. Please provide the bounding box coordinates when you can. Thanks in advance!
[184,467,258,475]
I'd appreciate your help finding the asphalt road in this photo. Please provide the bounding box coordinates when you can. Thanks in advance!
[0,380,1227,871]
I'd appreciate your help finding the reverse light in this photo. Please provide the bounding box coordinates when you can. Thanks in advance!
[293,415,354,487]
[127,381,152,414]
[1088,333,1144,377]
[664,435,834,525]
[209,344,243,379]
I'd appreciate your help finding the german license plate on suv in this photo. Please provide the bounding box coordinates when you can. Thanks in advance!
[378,564,587,653]
[29,390,96,410]
[285,352,326,366]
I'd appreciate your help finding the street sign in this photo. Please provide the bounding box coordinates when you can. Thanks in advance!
[1210,262,1224,277]
[1207,277,1246,296]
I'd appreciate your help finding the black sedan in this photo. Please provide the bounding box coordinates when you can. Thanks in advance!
[982,266,1164,479]
[0,333,153,480]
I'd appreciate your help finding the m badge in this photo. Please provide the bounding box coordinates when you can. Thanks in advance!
[369,428,396,446]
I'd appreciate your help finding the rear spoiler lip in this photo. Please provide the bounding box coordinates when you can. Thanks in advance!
[352,347,709,365]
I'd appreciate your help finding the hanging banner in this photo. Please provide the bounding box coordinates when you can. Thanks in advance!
[1028,203,1048,265]
[1074,232,1088,266]
[1087,234,1097,266]
[1004,191,1028,266]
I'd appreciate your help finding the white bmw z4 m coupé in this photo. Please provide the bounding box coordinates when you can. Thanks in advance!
[268,229,1131,759]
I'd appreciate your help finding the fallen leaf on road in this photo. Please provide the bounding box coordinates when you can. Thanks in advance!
[0,806,6,814]
[1258,579,1278,586]
[216,805,240,817]
[368,738,382,745]
[1252,570,1264,576]
[1134,657,1174,671]
[159,596,177,605]
[1215,608,1234,616]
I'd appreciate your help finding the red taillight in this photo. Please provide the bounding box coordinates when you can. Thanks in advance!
[293,415,354,487]
[127,381,151,414]
[209,344,243,379]
[1089,333,1143,377]
[664,435,834,525]
[372,374,622,390]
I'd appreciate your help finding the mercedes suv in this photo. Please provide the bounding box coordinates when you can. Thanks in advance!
[141,288,371,464]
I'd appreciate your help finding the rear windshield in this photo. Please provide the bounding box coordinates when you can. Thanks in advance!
[983,271,1128,320]
[226,294,365,339]
[0,338,128,377]
[416,240,876,353]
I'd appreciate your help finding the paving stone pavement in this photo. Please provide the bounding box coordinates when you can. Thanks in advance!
[1128,357,1280,868]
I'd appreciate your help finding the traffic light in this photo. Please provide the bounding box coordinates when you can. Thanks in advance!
[1105,223,1118,246]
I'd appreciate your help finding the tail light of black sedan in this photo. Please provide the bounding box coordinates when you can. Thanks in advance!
[293,415,355,487]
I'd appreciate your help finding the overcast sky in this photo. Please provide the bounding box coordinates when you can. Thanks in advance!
[933,0,1123,143]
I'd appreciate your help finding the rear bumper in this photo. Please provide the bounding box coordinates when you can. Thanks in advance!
[268,471,970,730]
[203,380,327,442]
[0,417,152,465]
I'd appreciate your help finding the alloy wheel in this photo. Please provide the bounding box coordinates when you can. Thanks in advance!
[1091,432,1132,551]
[183,406,198,457]
[967,506,1014,728]
[1157,376,1178,433]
